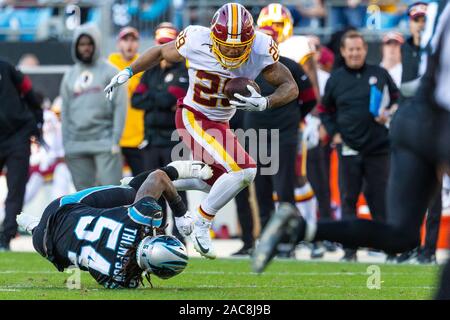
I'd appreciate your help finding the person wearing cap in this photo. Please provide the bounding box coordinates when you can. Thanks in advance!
[131,22,189,242]
[402,2,428,84]
[108,26,145,177]
[380,31,404,88]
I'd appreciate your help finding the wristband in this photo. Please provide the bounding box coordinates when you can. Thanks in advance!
[125,66,133,77]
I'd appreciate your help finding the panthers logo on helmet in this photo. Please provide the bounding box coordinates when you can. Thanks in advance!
[136,235,188,280]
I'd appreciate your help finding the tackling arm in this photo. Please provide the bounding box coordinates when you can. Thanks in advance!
[134,170,179,203]
[134,170,188,219]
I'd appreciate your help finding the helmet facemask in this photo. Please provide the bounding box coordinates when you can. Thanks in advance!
[210,3,256,69]
[211,33,255,69]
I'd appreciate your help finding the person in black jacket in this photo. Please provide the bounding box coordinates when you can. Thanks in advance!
[401,2,428,86]
[131,22,189,241]
[319,31,399,261]
[0,59,42,251]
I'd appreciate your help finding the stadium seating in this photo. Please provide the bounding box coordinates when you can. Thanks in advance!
[0,7,52,41]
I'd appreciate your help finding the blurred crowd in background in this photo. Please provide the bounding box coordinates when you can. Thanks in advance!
[0,1,440,42]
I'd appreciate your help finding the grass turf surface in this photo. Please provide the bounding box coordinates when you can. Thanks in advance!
[0,252,441,300]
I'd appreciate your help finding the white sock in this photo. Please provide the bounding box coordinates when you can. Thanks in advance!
[200,168,256,216]
[295,182,317,226]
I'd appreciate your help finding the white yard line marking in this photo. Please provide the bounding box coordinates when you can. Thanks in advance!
[0,289,20,292]
[163,284,436,290]
[184,271,435,276]
[0,270,435,277]
[0,271,54,274]
[0,286,100,291]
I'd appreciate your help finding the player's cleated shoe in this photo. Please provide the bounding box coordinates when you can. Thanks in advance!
[417,253,437,265]
[231,244,254,256]
[396,247,419,264]
[310,242,325,259]
[385,254,398,264]
[252,203,304,273]
[190,211,216,259]
[340,249,357,262]
[0,232,10,252]
[175,211,194,237]
[323,240,339,252]
[0,242,10,252]
[168,160,213,180]
[16,213,40,234]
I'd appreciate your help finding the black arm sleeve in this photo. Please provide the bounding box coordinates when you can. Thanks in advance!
[128,166,179,191]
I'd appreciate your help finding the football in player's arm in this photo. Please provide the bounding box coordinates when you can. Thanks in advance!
[105,30,298,112]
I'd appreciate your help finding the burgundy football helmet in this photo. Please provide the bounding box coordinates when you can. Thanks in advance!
[210,3,255,69]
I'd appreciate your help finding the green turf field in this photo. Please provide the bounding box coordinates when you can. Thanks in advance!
[0,252,441,300]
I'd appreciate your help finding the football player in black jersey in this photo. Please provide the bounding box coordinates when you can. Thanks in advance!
[17,160,212,288]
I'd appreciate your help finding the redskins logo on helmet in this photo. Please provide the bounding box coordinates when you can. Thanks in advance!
[210,3,255,69]
[257,3,293,44]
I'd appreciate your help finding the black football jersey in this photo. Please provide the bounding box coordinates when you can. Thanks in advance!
[46,196,162,289]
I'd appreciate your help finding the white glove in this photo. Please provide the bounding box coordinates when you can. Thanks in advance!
[104,67,133,100]
[302,115,321,150]
[167,160,213,180]
[229,85,268,112]
[175,212,194,237]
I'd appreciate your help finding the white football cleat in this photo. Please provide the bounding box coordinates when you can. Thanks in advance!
[175,211,194,237]
[17,213,40,234]
[168,161,213,180]
[190,210,216,259]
